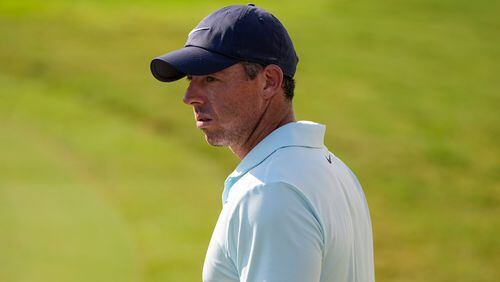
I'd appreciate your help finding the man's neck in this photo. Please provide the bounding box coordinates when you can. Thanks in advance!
[230,104,296,160]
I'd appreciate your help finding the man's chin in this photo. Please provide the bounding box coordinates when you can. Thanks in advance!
[204,133,230,147]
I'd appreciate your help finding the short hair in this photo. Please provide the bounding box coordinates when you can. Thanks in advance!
[240,62,295,101]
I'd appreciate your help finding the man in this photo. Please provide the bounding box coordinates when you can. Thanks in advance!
[150,4,374,282]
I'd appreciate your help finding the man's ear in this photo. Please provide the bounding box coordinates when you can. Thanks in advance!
[262,64,284,99]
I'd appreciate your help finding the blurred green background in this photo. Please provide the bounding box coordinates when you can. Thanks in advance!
[1,0,499,281]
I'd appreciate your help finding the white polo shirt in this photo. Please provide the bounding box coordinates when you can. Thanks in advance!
[203,121,375,282]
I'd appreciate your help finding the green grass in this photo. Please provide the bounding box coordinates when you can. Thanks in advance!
[1,0,499,281]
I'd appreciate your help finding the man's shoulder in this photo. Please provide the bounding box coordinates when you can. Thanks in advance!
[227,178,303,207]
[251,144,334,187]
[224,181,320,229]
[226,145,333,211]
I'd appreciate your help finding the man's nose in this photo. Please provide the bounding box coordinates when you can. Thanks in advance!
[183,82,204,105]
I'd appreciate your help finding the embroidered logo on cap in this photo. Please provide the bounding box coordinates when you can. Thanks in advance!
[188,27,211,38]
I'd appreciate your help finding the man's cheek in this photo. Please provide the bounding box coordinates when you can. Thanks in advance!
[220,102,240,118]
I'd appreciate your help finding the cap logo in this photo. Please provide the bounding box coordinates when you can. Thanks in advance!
[188,27,210,37]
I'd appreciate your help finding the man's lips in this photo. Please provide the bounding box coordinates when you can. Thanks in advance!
[195,115,213,128]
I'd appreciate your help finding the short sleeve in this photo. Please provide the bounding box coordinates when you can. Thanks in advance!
[226,181,324,282]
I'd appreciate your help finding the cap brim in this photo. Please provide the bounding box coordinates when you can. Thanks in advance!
[150,46,238,82]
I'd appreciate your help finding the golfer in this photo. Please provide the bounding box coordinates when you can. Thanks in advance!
[150,4,374,282]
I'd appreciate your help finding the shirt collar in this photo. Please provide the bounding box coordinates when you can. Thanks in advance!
[222,120,326,204]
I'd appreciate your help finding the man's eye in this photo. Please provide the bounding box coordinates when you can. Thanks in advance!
[205,76,216,82]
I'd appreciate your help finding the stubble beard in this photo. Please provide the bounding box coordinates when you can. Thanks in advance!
[203,127,245,147]
[200,104,261,149]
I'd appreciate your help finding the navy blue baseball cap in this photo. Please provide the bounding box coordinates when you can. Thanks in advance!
[150,4,299,82]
